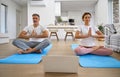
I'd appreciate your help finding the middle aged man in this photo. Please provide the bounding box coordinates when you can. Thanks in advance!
[12,13,51,54]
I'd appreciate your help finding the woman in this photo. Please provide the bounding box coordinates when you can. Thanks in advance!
[74,12,113,56]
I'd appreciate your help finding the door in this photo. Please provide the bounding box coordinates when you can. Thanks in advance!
[16,10,21,37]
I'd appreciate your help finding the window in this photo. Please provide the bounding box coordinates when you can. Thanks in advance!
[113,0,119,23]
[108,0,119,23]
[0,3,7,33]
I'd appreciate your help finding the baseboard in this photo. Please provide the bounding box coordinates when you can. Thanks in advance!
[0,37,9,44]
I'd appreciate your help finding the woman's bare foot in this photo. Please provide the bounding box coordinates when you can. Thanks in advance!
[99,46,104,48]
[92,46,100,51]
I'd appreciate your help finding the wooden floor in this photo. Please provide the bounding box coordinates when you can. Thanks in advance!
[0,39,120,77]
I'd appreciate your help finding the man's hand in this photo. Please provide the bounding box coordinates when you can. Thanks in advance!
[30,30,49,38]
[18,31,30,39]
[31,30,37,37]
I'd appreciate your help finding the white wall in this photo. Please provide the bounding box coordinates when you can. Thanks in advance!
[55,2,61,16]
[61,12,68,16]
[0,0,1,30]
[0,0,22,39]
[95,0,109,26]
[108,0,113,24]
[21,6,28,30]
[67,11,81,25]
[119,0,120,22]
[62,7,95,26]
[28,0,55,26]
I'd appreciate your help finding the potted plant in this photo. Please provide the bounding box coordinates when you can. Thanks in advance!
[98,24,105,41]
[98,24,104,34]
[57,16,62,23]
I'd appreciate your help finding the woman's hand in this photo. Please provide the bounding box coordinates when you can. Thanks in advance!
[91,30,105,39]
[87,27,92,38]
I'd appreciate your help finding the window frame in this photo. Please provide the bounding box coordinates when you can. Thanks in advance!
[0,3,8,33]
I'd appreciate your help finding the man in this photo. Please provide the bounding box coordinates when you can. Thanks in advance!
[13,13,51,54]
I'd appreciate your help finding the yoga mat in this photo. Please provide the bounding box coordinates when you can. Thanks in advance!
[0,44,52,64]
[71,44,120,68]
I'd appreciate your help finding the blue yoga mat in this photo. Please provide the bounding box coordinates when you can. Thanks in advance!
[0,44,52,64]
[71,44,120,68]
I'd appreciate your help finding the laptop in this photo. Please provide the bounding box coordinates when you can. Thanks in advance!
[42,55,79,73]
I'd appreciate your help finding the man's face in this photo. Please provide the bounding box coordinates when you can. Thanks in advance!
[32,16,40,25]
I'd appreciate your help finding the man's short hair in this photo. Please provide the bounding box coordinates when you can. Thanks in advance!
[32,13,40,18]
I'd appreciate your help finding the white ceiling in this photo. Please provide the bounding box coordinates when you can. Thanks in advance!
[11,0,97,11]
[61,1,97,12]
[12,0,27,6]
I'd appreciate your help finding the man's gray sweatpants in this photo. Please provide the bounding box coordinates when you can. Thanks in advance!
[12,38,51,51]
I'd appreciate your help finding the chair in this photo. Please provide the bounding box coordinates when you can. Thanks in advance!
[64,29,75,41]
[48,24,59,41]
[104,24,120,52]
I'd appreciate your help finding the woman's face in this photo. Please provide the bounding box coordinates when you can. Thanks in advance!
[83,14,91,23]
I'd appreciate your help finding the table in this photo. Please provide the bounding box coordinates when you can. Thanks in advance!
[47,25,78,40]
[47,25,78,29]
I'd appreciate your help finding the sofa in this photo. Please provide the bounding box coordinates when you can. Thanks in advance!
[104,24,120,52]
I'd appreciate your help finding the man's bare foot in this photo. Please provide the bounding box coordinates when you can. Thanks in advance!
[17,48,42,54]
[21,48,33,54]
[35,49,42,53]
[17,49,25,54]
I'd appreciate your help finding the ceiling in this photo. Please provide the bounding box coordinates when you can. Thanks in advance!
[12,0,97,11]
[61,1,97,12]
[12,0,27,6]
